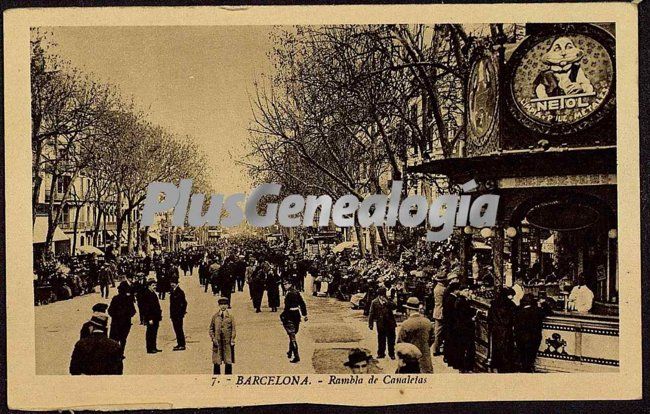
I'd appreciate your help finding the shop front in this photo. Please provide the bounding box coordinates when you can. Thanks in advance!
[410,23,618,372]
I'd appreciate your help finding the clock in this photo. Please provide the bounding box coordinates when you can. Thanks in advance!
[466,53,499,155]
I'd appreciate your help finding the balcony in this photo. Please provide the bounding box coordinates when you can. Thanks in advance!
[44,189,65,203]
[59,221,87,231]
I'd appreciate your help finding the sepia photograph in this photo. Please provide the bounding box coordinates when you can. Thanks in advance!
[30,22,619,376]
[3,3,641,409]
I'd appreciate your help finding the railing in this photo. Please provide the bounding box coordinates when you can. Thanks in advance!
[59,221,87,230]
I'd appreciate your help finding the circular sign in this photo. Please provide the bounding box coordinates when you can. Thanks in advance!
[526,200,600,231]
[507,25,615,135]
[467,54,499,147]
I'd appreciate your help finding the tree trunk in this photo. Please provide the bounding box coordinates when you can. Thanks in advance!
[142,225,150,255]
[354,223,366,256]
[135,220,142,253]
[32,138,43,224]
[72,203,81,253]
[126,208,133,253]
[115,191,123,254]
[93,206,103,247]
[377,226,389,252]
[369,225,379,256]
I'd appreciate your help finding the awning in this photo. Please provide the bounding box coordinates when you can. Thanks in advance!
[75,245,105,256]
[408,146,615,182]
[33,216,70,244]
[472,240,492,250]
[332,241,356,253]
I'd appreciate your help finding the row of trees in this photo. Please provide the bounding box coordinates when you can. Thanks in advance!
[31,30,210,255]
[245,24,512,254]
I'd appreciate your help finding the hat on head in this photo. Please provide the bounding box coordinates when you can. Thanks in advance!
[434,271,447,282]
[147,277,157,285]
[170,277,179,285]
[343,348,372,367]
[117,281,130,293]
[91,303,108,313]
[447,272,459,281]
[395,342,422,361]
[217,297,230,305]
[89,314,108,331]
[404,296,421,310]
[520,293,536,307]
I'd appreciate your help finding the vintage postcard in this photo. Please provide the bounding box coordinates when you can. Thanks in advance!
[3,3,641,410]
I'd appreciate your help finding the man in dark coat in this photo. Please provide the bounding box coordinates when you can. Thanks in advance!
[266,264,281,312]
[108,282,136,356]
[217,260,235,306]
[281,280,308,363]
[140,278,163,353]
[514,294,553,372]
[156,264,169,300]
[209,263,221,295]
[80,303,109,340]
[70,314,123,375]
[199,258,210,292]
[233,256,247,292]
[169,277,188,350]
[488,287,517,373]
[98,263,113,299]
[368,287,397,359]
[249,264,266,313]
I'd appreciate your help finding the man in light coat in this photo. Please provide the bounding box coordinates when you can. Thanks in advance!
[397,296,435,373]
[209,297,236,375]
[432,272,457,356]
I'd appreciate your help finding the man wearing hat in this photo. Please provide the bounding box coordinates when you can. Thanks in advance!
[397,296,435,373]
[70,313,123,375]
[209,297,236,375]
[431,271,458,356]
[169,277,187,351]
[108,281,137,356]
[80,303,109,340]
[139,278,163,354]
[343,348,372,374]
[368,287,397,360]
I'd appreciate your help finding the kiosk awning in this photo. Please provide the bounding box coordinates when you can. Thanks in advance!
[33,216,70,244]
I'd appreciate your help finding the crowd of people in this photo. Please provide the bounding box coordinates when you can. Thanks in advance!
[67,236,312,375]
[61,232,559,376]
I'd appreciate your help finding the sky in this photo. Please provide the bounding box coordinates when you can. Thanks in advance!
[48,26,277,195]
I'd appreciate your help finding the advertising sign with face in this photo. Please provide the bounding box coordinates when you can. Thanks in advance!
[507,25,615,135]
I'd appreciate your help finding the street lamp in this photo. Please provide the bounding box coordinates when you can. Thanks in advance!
[480,227,493,238]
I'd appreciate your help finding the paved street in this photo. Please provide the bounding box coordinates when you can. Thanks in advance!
[35,271,454,375]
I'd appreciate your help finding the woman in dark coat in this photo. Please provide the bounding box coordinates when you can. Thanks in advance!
[266,265,281,312]
[488,287,517,373]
